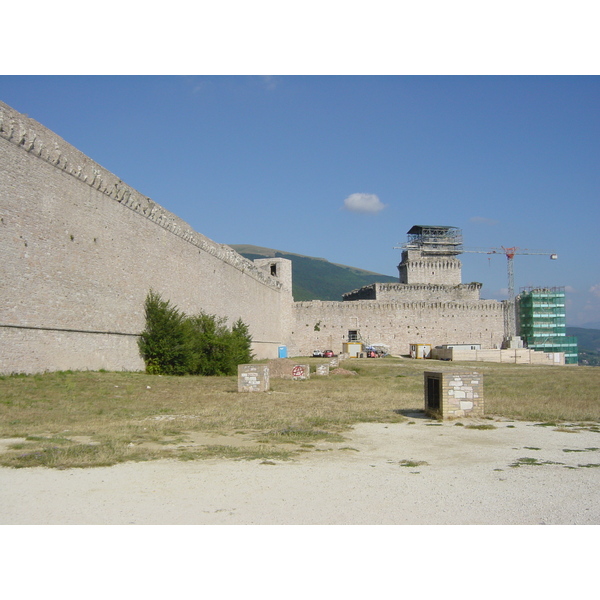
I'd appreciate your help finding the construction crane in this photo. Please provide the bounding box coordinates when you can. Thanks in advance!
[462,246,559,343]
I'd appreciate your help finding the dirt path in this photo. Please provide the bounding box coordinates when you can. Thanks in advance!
[1,418,599,525]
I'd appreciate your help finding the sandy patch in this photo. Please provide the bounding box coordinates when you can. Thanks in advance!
[137,430,262,451]
[1,418,599,525]
[0,438,27,452]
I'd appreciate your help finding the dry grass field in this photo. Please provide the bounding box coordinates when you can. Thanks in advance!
[1,357,598,469]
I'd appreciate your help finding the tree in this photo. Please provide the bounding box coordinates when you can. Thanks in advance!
[138,291,254,376]
[229,318,254,367]
[185,312,231,376]
[138,290,188,375]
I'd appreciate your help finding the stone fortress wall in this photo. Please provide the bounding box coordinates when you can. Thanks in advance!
[0,101,292,374]
[290,298,505,356]
[343,282,483,302]
[289,226,506,357]
[1,100,508,373]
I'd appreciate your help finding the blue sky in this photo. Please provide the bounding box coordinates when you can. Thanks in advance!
[1,75,599,325]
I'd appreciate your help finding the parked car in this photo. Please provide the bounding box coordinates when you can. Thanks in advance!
[312,350,323,357]
[323,350,335,357]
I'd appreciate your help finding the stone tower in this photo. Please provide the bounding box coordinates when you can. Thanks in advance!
[254,257,293,293]
[398,225,463,285]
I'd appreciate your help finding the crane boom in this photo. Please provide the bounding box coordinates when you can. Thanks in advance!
[392,225,558,346]
[462,246,558,343]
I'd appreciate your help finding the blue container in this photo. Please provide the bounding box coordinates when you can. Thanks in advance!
[278,346,287,358]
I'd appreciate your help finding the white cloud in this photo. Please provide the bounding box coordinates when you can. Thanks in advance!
[343,193,386,214]
[469,216,499,226]
[260,76,278,90]
[590,284,600,298]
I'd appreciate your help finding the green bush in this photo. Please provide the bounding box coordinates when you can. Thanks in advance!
[185,313,231,376]
[138,291,189,375]
[138,291,254,376]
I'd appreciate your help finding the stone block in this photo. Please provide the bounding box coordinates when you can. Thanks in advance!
[316,364,330,376]
[424,371,484,419]
[238,364,270,392]
[292,364,310,380]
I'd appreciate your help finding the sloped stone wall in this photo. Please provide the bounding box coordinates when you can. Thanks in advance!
[0,101,292,373]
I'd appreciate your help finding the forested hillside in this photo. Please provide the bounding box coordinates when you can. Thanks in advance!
[231,245,398,301]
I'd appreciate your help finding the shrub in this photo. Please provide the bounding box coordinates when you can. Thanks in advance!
[185,313,232,376]
[229,318,254,369]
[138,291,253,376]
[138,291,188,375]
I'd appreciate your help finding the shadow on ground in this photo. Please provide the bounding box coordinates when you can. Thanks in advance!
[394,408,431,420]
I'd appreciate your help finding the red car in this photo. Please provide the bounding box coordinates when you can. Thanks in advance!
[323,350,335,357]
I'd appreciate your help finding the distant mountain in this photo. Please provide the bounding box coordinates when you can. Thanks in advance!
[566,327,600,366]
[566,327,600,351]
[230,245,398,301]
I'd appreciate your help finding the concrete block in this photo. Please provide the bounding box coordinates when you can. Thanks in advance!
[316,364,330,376]
[238,364,270,392]
[292,364,310,380]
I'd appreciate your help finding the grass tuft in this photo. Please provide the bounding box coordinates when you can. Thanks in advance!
[0,440,155,469]
[510,457,564,468]
[399,459,429,467]
[176,445,293,462]
[257,427,346,444]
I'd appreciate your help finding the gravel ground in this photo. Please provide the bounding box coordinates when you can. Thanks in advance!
[1,418,599,525]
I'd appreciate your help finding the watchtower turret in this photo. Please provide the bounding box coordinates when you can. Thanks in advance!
[397,225,463,285]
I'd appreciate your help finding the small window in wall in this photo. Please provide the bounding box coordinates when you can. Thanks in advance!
[270,263,277,276]
[348,330,358,342]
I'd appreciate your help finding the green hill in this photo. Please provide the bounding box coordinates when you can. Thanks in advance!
[230,245,398,301]
[566,327,600,366]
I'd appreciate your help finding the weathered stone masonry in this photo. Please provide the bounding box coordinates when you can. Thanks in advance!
[343,282,483,302]
[290,299,504,357]
[288,226,506,356]
[1,101,506,373]
[292,225,506,354]
[0,101,292,373]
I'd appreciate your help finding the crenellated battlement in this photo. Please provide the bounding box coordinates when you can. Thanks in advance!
[295,298,503,313]
[0,101,280,291]
[343,282,482,302]
[398,247,463,285]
